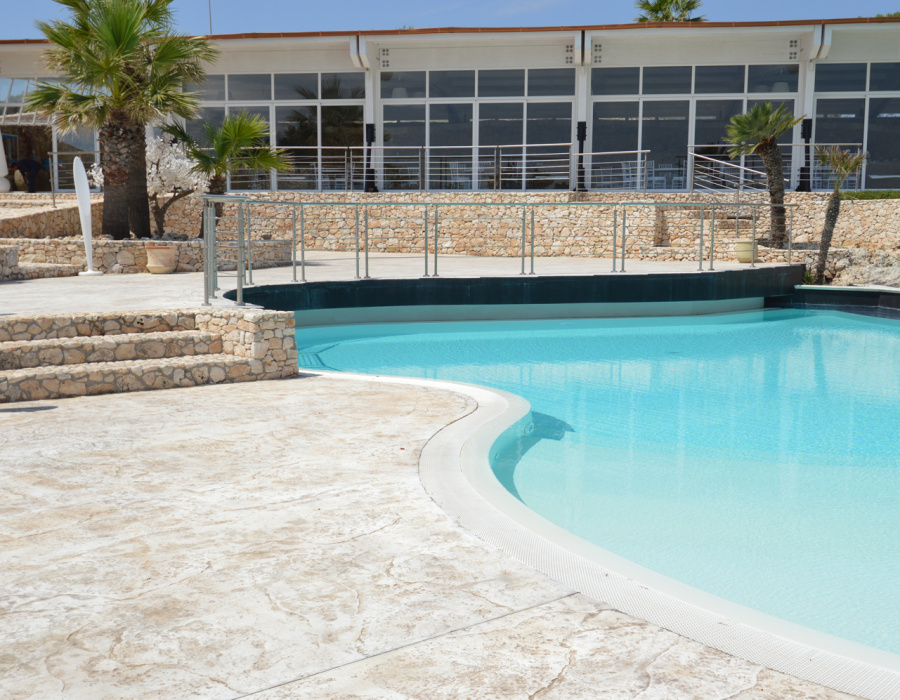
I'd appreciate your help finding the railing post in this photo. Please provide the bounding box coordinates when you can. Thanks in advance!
[520,205,527,275]
[354,205,360,280]
[709,205,715,271]
[751,207,757,269]
[530,206,536,275]
[494,146,500,191]
[203,202,212,305]
[698,206,705,272]
[300,206,306,282]
[291,206,298,283]
[611,207,618,272]
[364,204,370,279]
[788,207,793,265]
[621,207,627,273]
[244,202,253,286]
[424,205,430,277]
[433,204,439,276]
[236,203,245,306]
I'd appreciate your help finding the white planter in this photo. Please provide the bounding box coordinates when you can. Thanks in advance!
[146,245,177,274]
[735,240,759,263]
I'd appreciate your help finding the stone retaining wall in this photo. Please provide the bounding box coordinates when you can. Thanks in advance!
[2,238,292,275]
[0,194,103,240]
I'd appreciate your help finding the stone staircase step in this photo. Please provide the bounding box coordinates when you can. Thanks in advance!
[16,262,80,279]
[0,330,222,370]
[1,354,259,403]
[0,311,196,342]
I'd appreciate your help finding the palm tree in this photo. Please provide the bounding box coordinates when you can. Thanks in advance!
[634,0,706,22]
[26,0,217,240]
[814,147,867,284]
[725,102,803,248]
[163,112,290,226]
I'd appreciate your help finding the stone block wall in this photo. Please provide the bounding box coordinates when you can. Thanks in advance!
[2,238,292,276]
[194,309,297,379]
[0,194,103,240]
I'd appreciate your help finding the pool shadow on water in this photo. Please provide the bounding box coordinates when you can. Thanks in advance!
[492,412,574,502]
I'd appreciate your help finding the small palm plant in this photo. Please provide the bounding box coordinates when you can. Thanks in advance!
[725,102,803,248]
[164,112,290,196]
[634,0,706,22]
[26,0,217,239]
[813,147,867,284]
[163,112,290,231]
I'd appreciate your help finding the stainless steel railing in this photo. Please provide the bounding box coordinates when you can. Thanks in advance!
[200,195,800,306]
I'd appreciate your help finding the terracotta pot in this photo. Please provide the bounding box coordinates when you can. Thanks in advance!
[146,245,177,274]
[734,240,759,263]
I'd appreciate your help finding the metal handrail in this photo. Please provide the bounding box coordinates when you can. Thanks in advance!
[200,194,801,305]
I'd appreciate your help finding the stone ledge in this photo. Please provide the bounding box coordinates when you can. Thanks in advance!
[0,330,222,370]
[0,354,258,403]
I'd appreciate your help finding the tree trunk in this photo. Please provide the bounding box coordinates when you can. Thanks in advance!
[128,125,152,239]
[151,190,194,237]
[815,192,841,285]
[98,118,140,240]
[759,141,787,248]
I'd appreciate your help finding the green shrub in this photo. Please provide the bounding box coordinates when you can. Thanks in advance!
[843,190,900,200]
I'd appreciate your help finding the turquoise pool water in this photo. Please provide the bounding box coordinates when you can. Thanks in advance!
[295,309,900,656]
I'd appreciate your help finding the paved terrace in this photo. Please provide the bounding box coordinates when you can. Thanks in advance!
[1,255,858,699]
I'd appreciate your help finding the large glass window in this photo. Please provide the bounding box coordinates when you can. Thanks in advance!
[642,101,690,189]
[866,97,900,189]
[322,73,364,99]
[381,72,426,99]
[870,63,900,92]
[815,98,865,146]
[695,65,745,94]
[748,65,799,93]
[7,79,30,103]
[642,67,692,95]
[478,70,525,97]
[479,102,524,189]
[430,103,473,189]
[383,104,425,189]
[591,101,639,189]
[814,64,867,93]
[275,105,317,190]
[528,69,576,96]
[187,74,225,100]
[321,104,363,189]
[186,106,225,142]
[591,67,639,96]
[227,74,271,101]
[274,74,317,100]
[0,78,11,102]
[526,102,571,190]
[429,71,475,98]
[694,99,743,154]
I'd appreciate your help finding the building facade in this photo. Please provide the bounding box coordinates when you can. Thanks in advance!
[1,17,898,193]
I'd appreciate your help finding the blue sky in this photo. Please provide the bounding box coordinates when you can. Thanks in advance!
[2,0,898,40]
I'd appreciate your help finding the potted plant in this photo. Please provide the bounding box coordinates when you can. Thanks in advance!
[734,239,759,263]
[145,244,177,273]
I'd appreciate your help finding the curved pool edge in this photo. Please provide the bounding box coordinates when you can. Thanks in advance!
[407,376,900,700]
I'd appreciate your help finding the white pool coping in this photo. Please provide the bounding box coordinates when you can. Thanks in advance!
[314,369,900,699]
[407,376,900,700]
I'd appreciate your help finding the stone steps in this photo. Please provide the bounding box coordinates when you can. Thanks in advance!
[17,262,80,279]
[0,330,221,370]
[0,309,298,404]
[0,355,257,403]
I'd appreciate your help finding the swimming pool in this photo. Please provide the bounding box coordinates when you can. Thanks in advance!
[295,309,900,661]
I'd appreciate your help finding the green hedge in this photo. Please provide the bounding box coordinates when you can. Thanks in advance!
[843,190,900,200]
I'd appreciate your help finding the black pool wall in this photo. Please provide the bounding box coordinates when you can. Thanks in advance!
[227,266,806,313]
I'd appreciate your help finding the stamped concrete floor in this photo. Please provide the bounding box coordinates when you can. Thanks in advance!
[0,376,857,699]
